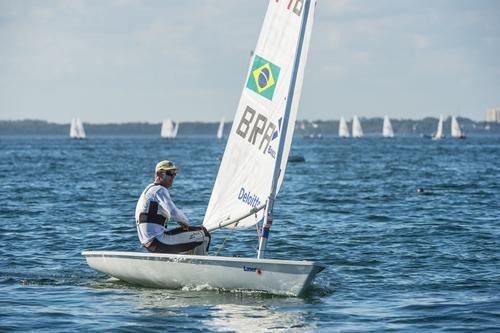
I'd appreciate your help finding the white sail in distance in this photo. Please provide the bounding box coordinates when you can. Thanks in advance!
[173,121,180,138]
[338,116,350,138]
[203,0,317,231]
[76,118,86,139]
[432,114,445,140]
[70,118,78,138]
[161,118,175,138]
[383,115,394,138]
[70,118,86,139]
[217,118,225,139]
[352,115,363,138]
[451,116,463,138]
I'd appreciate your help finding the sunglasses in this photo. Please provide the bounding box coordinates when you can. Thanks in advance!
[164,171,177,177]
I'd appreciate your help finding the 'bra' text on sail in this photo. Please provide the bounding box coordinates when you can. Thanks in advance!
[236,106,277,156]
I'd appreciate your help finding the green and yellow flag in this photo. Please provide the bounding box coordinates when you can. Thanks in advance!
[246,55,280,101]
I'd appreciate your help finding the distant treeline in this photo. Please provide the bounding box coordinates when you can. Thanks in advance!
[0,118,499,136]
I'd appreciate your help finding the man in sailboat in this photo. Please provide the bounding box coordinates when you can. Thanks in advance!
[135,160,210,255]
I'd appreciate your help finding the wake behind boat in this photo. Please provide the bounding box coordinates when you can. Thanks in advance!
[83,0,324,296]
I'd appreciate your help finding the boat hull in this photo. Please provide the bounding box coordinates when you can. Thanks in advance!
[82,251,324,296]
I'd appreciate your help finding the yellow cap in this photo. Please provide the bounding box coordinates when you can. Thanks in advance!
[155,160,177,172]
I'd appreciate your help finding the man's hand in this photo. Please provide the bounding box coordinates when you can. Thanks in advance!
[178,221,190,230]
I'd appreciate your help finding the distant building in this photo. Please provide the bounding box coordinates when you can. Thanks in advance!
[486,107,500,123]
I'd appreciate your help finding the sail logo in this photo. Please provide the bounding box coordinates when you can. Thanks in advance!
[272,117,282,141]
[238,187,262,209]
[246,55,280,101]
[243,266,262,275]
[266,117,282,159]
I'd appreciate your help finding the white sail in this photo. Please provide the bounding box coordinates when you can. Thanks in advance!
[69,118,78,138]
[432,114,445,140]
[203,0,317,231]
[352,115,363,138]
[173,121,180,138]
[161,118,175,138]
[76,118,86,139]
[382,115,394,138]
[216,117,225,139]
[70,117,86,139]
[338,116,350,138]
[451,116,463,138]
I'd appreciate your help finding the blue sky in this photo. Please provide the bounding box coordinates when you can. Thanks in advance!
[1,0,499,123]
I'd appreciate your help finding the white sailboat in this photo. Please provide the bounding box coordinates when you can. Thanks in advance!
[338,116,350,138]
[160,118,175,138]
[83,0,324,296]
[173,121,180,138]
[432,114,445,140]
[216,117,225,139]
[451,116,465,139]
[352,115,363,138]
[69,118,86,139]
[382,115,394,138]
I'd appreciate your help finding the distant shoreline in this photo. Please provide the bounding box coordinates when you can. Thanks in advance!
[1,118,499,136]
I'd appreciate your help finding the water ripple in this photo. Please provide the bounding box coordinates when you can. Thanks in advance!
[0,136,499,331]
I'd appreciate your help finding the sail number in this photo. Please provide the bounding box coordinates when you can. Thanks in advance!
[276,0,304,16]
[236,106,276,156]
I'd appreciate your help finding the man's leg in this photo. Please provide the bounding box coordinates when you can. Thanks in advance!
[147,226,210,254]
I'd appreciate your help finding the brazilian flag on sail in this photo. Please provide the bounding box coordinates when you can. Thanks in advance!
[246,55,280,101]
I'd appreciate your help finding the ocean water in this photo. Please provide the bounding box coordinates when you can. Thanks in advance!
[0,135,499,332]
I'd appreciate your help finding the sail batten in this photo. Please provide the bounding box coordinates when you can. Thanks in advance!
[203,0,317,232]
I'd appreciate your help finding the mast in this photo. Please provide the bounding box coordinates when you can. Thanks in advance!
[257,0,312,259]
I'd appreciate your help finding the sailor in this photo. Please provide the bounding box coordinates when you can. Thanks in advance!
[135,160,210,255]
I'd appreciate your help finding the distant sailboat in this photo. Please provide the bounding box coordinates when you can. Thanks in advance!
[69,118,86,139]
[216,117,225,139]
[173,121,180,138]
[352,115,363,138]
[338,116,350,138]
[451,116,465,139]
[382,115,394,138]
[432,115,445,140]
[160,118,175,138]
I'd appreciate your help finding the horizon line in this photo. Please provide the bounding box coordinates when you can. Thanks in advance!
[0,115,491,125]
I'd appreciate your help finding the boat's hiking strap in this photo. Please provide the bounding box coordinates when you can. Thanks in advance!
[137,201,166,226]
